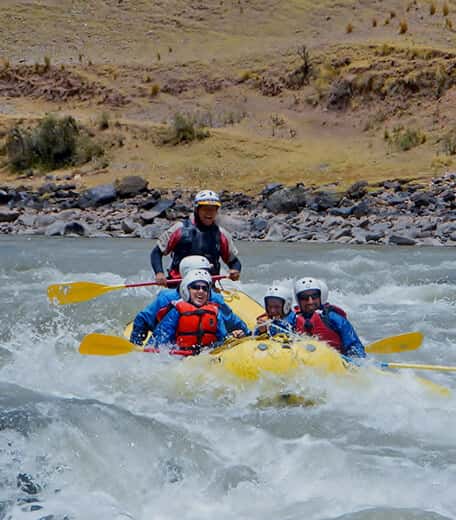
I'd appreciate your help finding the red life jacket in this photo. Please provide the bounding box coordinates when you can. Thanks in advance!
[174,300,219,350]
[295,304,347,352]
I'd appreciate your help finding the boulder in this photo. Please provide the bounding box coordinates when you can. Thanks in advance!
[0,209,20,222]
[140,199,175,224]
[264,185,308,213]
[115,176,148,198]
[79,184,117,207]
[389,234,417,246]
[345,180,368,200]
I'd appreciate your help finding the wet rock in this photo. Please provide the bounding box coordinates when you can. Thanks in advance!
[366,231,385,242]
[17,473,41,495]
[0,189,14,204]
[139,221,168,239]
[17,213,36,227]
[115,175,148,198]
[389,234,417,246]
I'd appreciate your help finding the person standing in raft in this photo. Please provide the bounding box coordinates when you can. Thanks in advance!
[289,277,366,358]
[254,284,294,336]
[150,190,241,285]
[150,269,247,355]
[130,255,250,345]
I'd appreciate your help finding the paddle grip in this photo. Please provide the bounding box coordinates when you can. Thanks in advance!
[124,275,227,290]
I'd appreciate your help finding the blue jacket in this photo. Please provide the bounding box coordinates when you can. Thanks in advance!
[253,315,294,337]
[130,289,249,345]
[151,300,228,348]
[287,309,366,358]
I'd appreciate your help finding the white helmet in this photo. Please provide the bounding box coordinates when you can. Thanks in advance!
[294,277,328,304]
[193,190,221,208]
[179,255,212,278]
[264,285,292,315]
[179,269,213,302]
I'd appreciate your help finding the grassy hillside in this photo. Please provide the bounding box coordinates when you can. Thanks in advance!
[1,0,456,192]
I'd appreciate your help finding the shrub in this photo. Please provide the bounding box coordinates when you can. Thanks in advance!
[161,113,209,145]
[346,23,353,33]
[98,111,110,130]
[443,2,449,16]
[399,20,408,34]
[150,84,160,97]
[445,17,453,29]
[441,127,456,155]
[386,125,426,151]
[43,55,51,72]
[390,10,396,18]
[372,18,378,27]
[6,115,103,171]
[430,2,436,15]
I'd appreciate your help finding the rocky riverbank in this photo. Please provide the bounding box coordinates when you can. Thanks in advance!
[0,173,455,246]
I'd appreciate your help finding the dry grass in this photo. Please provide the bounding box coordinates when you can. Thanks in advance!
[1,0,456,192]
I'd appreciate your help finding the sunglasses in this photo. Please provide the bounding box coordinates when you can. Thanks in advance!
[299,291,320,300]
[189,283,210,292]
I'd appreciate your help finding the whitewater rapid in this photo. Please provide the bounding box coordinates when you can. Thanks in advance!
[1,237,455,520]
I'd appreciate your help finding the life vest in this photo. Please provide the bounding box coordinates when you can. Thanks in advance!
[174,300,219,350]
[168,218,221,278]
[295,304,347,352]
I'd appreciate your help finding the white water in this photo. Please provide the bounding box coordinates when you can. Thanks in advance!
[1,237,456,520]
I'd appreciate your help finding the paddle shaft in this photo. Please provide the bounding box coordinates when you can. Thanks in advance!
[381,362,456,372]
[121,274,227,290]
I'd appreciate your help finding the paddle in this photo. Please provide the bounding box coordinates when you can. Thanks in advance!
[365,331,423,355]
[79,333,195,357]
[79,331,424,357]
[48,275,227,305]
[380,362,456,373]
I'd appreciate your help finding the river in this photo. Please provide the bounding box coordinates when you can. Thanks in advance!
[1,236,456,520]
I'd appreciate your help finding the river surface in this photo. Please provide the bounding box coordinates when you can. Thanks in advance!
[1,237,456,520]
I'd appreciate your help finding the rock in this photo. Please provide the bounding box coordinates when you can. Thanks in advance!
[79,184,117,207]
[261,183,283,198]
[412,191,436,208]
[16,213,36,227]
[308,191,343,211]
[389,234,417,246]
[345,180,368,200]
[264,222,285,241]
[121,218,138,234]
[330,227,352,240]
[365,231,385,242]
[329,206,353,217]
[35,214,57,227]
[218,214,247,234]
[0,209,20,222]
[139,222,168,239]
[17,473,41,495]
[351,199,371,217]
[140,199,175,223]
[264,185,307,213]
[0,189,13,204]
[250,216,269,233]
[115,176,148,198]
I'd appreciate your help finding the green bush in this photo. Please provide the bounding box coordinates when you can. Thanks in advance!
[386,125,426,151]
[6,114,104,171]
[162,113,209,145]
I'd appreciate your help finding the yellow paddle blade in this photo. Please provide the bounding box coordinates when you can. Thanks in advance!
[79,333,142,356]
[222,289,264,330]
[48,282,124,305]
[366,332,423,354]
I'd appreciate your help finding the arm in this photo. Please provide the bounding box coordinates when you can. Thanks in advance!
[219,227,241,279]
[213,293,250,335]
[329,313,366,358]
[151,308,179,347]
[150,245,164,275]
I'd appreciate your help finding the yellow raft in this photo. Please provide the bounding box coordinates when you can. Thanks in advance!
[123,289,450,397]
